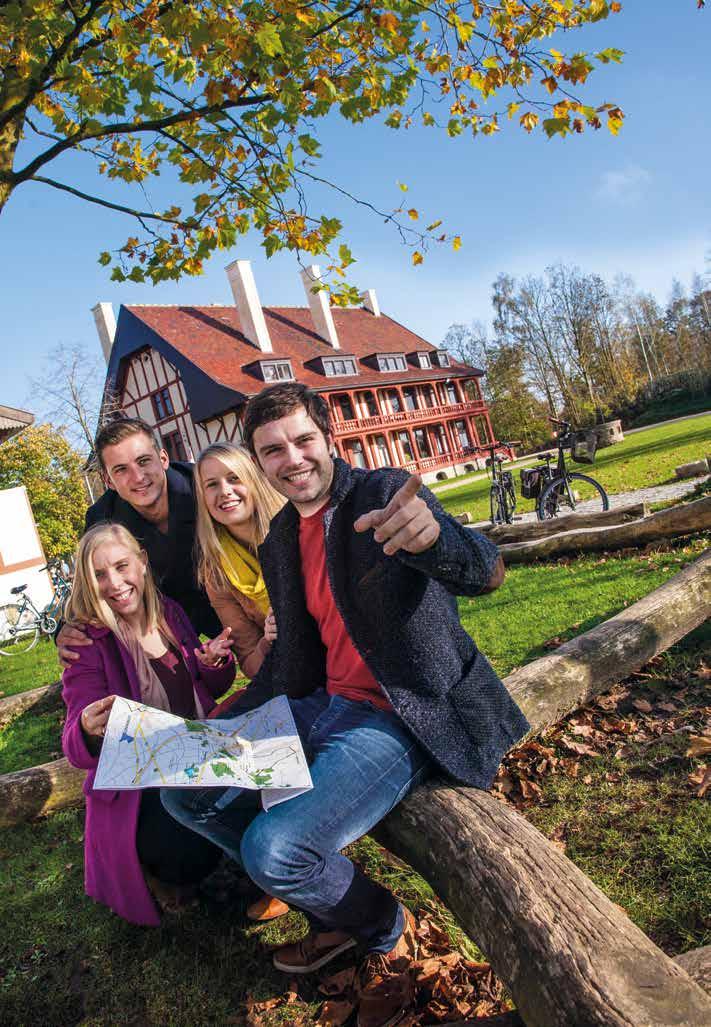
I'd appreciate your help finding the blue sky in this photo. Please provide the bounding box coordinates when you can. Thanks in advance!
[1,2,709,414]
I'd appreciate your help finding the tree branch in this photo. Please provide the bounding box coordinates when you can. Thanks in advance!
[29,174,186,226]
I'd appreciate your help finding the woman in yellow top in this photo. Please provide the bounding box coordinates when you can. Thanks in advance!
[195,441,285,684]
[193,441,290,922]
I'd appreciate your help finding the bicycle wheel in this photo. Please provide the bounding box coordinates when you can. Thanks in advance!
[538,472,609,520]
[503,475,517,522]
[490,485,504,525]
[0,603,40,656]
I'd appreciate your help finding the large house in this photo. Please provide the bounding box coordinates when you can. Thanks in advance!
[94,262,496,482]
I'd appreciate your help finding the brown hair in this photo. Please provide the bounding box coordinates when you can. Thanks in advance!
[242,383,331,455]
[194,442,285,592]
[94,417,161,472]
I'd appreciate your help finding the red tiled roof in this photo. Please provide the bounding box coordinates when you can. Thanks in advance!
[122,304,481,396]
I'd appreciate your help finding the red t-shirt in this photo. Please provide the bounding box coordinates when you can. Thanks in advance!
[299,507,391,711]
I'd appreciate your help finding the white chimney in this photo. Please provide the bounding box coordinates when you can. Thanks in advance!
[300,265,340,349]
[361,289,381,317]
[92,302,117,363]
[225,259,273,353]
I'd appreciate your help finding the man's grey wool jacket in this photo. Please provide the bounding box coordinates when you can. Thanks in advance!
[229,457,530,789]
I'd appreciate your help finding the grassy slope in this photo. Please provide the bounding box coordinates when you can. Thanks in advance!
[0,637,61,698]
[435,412,711,522]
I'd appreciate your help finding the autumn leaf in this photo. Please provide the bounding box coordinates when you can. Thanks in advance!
[412,250,424,265]
[686,735,711,758]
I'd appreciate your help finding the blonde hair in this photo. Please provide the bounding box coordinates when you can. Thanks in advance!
[195,442,285,592]
[66,523,179,701]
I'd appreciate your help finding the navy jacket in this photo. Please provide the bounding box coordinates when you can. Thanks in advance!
[85,463,221,638]
[230,458,529,790]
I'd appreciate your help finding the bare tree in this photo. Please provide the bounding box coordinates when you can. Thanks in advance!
[28,344,120,456]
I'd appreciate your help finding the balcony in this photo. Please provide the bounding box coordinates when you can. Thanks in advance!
[331,399,487,437]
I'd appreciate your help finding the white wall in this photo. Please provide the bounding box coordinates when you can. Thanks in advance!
[0,487,52,608]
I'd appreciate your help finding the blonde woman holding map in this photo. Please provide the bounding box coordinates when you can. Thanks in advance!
[194,442,285,686]
[61,522,236,926]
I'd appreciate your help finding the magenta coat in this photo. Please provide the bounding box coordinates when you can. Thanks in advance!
[61,598,235,926]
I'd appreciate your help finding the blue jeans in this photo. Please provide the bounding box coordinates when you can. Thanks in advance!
[161,690,431,952]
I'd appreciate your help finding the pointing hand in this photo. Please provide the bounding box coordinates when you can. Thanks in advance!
[353,474,440,555]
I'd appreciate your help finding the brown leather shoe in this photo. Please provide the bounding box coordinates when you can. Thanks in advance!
[246,893,290,922]
[273,929,357,974]
[356,908,418,1027]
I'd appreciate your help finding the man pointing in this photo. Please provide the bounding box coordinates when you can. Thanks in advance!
[163,383,528,1027]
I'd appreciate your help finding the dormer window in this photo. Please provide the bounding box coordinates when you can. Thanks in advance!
[324,357,358,377]
[261,359,294,382]
[431,349,450,368]
[375,353,407,372]
[408,351,432,369]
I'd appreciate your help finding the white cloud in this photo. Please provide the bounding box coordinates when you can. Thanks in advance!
[596,165,652,202]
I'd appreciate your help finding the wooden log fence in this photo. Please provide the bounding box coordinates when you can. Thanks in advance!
[498,495,711,565]
[478,502,648,545]
[2,552,710,1024]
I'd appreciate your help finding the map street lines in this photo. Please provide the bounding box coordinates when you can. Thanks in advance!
[94,694,312,808]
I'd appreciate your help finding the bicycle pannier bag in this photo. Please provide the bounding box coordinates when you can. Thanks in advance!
[520,467,542,499]
[571,429,597,465]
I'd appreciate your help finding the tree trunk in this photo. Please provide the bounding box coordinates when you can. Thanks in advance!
[498,497,711,564]
[0,106,22,215]
[374,785,711,1026]
[0,757,85,829]
[479,502,648,544]
[674,947,711,997]
[0,680,63,729]
[504,547,711,734]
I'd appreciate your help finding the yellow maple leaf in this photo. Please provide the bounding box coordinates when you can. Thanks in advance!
[412,250,424,265]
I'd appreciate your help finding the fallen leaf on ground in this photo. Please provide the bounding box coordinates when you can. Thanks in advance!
[688,765,711,798]
[316,998,355,1026]
[686,735,711,758]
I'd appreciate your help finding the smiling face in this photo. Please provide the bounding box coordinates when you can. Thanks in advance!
[252,406,335,516]
[92,540,147,624]
[101,431,170,517]
[199,455,256,541]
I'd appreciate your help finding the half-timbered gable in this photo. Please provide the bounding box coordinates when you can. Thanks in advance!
[94,262,496,482]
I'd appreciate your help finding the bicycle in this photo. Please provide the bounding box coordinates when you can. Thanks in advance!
[529,418,609,521]
[484,440,520,525]
[0,560,72,656]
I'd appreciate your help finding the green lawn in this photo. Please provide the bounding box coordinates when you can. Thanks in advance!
[435,411,711,521]
[0,637,61,698]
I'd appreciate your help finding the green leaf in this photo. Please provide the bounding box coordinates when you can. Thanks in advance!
[254,24,284,57]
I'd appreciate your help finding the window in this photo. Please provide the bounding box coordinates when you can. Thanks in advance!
[361,391,379,417]
[432,424,448,455]
[431,349,450,368]
[162,429,186,462]
[336,394,355,421]
[324,357,357,376]
[262,360,294,382]
[376,353,407,372]
[414,428,430,458]
[346,439,367,468]
[397,430,414,462]
[403,387,418,411]
[151,387,174,421]
[387,389,402,413]
[446,383,459,405]
[417,352,431,369]
[454,420,470,449]
[373,435,391,467]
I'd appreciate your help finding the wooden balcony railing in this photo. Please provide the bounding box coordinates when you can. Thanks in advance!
[331,399,487,437]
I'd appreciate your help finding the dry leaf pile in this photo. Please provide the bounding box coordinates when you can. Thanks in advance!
[493,655,711,810]
[241,916,509,1026]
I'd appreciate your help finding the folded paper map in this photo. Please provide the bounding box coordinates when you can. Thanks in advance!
[94,693,312,810]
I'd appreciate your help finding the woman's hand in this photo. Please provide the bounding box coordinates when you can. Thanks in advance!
[264,607,277,644]
[80,695,117,739]
[195,626,233,667]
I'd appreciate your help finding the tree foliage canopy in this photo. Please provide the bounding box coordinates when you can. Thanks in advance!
[0,424,86,560]
[1,0,628,296]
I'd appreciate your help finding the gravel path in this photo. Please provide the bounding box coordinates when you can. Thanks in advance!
[507,476,709,525]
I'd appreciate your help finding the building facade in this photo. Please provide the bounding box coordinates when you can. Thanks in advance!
[95,262,498,483]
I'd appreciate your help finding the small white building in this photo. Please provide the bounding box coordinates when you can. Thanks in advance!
[0,406,53,610]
